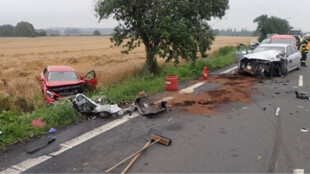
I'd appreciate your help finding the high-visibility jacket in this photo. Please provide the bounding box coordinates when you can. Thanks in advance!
[299,36,303,43]
[301,39,309,53]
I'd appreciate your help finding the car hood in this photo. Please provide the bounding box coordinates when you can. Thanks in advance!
[243,50,282,62]
[45,80,82,87]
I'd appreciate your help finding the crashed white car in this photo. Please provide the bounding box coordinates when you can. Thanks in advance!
[235,43,301,78]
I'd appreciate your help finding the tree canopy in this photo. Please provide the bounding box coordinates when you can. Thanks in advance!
[13,22,36,37]
[95,0,229,73]
[94,30,101,36]
[254,15,292,42]
[0,25,14,37]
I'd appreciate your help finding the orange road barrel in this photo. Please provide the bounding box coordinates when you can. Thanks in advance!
[166,75,178,91]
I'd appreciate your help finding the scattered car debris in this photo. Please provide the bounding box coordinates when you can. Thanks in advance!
[179,88,195,94]
[295,91,309,100]
[134,97,166,116]
[275,107,280,116]
[72,94,166,118]
[300,128,309,133]
[31,118,46,127]
[257,156,263,160]
[48,128,56,133]
[242,106,248,110]
[72,94,135,117]
[25,135,56,153]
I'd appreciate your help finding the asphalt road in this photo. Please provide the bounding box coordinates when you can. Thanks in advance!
[1,61,310,173]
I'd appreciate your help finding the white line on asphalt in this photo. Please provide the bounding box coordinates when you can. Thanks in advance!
[299,75,303,87]
[187,82,206,89]
[0,113,139,174]
[220,65,238,74]
[1,65,239,173]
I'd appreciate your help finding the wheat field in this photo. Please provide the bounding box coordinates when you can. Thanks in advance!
[0,36,256,99]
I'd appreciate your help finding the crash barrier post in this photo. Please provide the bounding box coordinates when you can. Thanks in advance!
[165,74,178,91]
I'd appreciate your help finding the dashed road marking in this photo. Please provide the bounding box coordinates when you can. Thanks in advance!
[220,65,238,74]
[299,75,303,87]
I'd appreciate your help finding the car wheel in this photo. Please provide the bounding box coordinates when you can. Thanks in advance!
[280,61,288,76]
[296,60,301,70]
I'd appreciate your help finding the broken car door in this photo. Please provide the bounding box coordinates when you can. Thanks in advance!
[235,44,248,64]
[84,70,97,86]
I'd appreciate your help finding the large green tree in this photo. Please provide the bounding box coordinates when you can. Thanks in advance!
[0,24,14,37]
[95,0,229,73]
[13,22,36,37]
[254,15,292,42]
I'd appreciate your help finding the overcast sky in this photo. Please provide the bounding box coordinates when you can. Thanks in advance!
[0,0,309,31]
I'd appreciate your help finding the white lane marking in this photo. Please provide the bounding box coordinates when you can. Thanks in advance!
[187,82,206,89]
[299,75,303,87]
[1,113,139,174]
[293,169,304,174]
[220,65,238,74]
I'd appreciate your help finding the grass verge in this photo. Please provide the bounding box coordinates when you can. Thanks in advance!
[0,45,236,150]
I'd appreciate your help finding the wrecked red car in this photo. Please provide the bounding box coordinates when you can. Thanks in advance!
[39,66,97,104]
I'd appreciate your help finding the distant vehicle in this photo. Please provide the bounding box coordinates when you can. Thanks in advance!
[39,66,97,104]
[235,43,301,78]
[270,35,296,46]
[289,29,303,37]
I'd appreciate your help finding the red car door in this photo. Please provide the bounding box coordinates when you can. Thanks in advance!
[84,70,97,86]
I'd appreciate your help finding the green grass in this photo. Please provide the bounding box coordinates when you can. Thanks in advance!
[0,45,236,150]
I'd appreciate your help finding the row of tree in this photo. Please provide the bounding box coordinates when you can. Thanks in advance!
[0,22,47,37]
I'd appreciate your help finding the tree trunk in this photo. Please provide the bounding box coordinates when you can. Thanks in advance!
[146,47,156,73]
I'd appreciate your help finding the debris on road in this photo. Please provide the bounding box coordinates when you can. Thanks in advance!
[257,156,263,160]
[48,128,56,133]
[31,118,46,127]
[134,97,166,116]
[72,94,135,117]
[179,88,195,94]
[25,135,56,153]
[106,128,171,173]
[295,91,309,100]
[275,107,280,116]
[300,128,309,133]
[242,106,248,110]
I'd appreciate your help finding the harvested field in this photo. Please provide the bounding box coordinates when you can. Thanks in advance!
[0,36,256,99]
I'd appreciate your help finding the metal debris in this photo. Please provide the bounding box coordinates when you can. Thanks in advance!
[275,107,280,116]
[300,128,309,133]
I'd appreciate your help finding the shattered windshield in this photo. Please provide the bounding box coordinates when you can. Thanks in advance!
[271,38,295,45]
[48,71,79,81]
[253,46,285,53]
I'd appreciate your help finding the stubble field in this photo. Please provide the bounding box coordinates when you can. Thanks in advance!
[0,36,256,99]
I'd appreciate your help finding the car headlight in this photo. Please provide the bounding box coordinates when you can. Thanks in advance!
[46,90,54,99]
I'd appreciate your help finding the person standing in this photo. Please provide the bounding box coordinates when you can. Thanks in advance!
[300,34,310,67]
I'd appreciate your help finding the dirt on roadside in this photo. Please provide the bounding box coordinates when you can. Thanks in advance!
[168,74,258,115]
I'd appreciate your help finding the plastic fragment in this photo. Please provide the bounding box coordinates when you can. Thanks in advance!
[275,107,280,116]
[257,156,263,160]
[49,128,56,133]
[300,128,309,133]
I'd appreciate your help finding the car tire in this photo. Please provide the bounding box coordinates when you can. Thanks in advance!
[296,60,301,70]
[280,61,288,76]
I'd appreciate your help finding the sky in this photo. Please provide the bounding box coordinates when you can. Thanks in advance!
[0,0,309,31]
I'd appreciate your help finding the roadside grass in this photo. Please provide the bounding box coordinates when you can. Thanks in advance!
[0,45,236,150]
